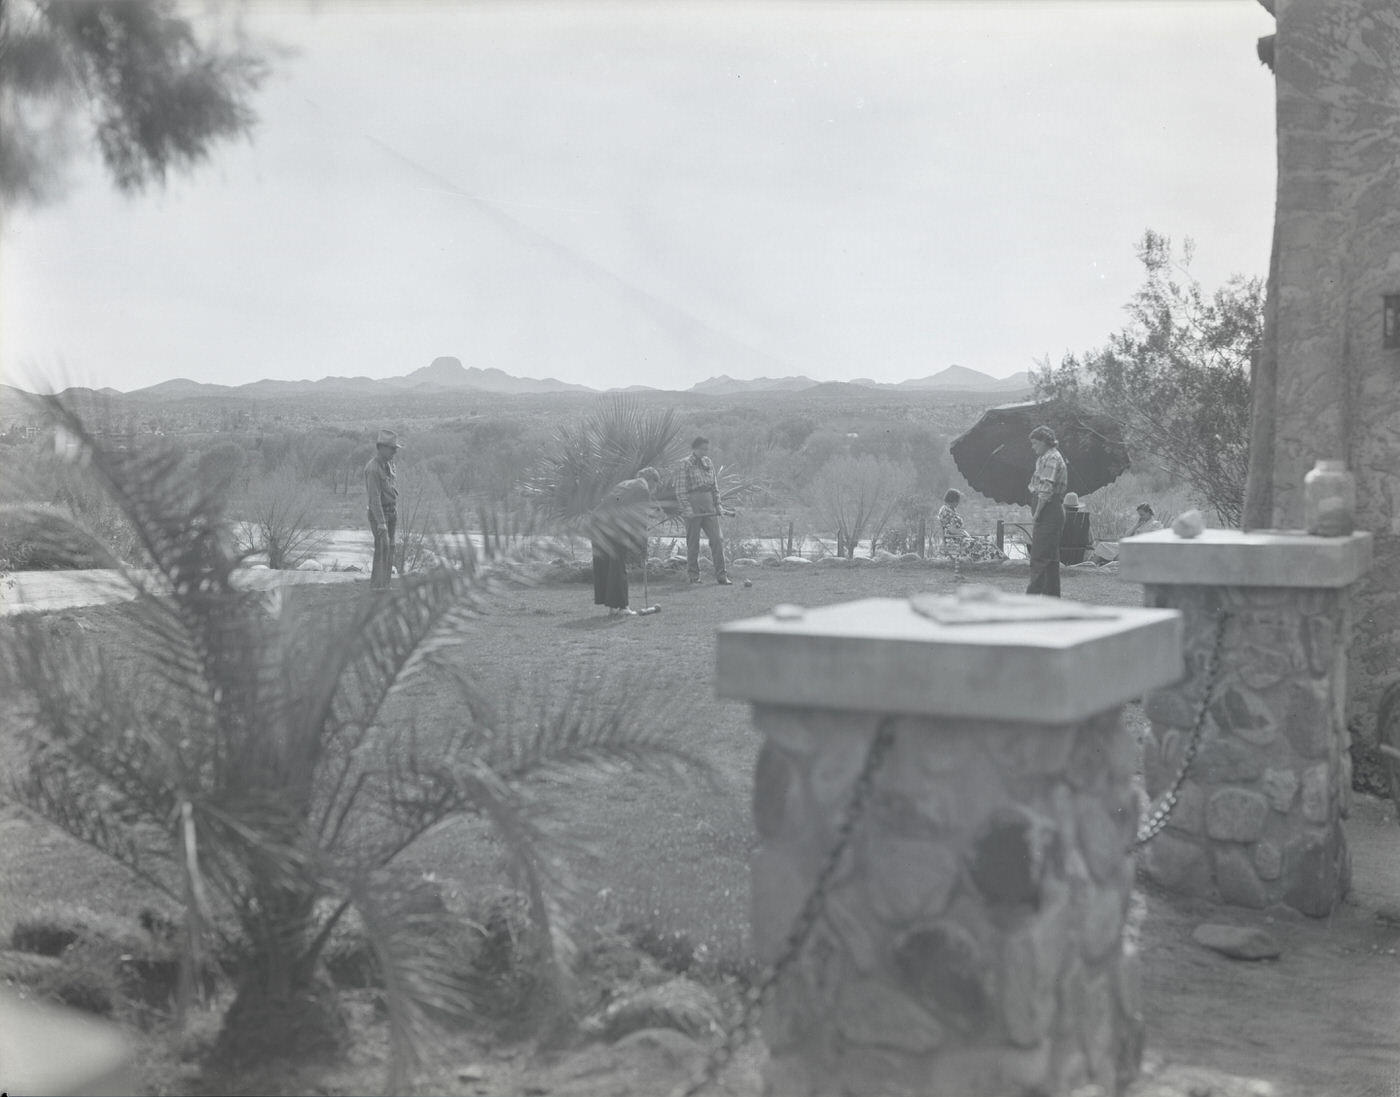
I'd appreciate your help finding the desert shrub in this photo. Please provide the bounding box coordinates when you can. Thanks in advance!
[234,466,329,569]
[807,455,916,558]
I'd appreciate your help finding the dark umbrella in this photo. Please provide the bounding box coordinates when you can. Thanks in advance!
[949,399,1130,507]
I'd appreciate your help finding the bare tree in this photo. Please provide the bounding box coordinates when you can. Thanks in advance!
[807,454,916,559]
[238,467,329,570]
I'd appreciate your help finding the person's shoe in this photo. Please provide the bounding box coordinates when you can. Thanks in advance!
[717,577,733,585]
[619,607,639,616]
[688,576,702,584]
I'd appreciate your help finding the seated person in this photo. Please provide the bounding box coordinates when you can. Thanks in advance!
[937,489,1006,561]
[1126,502,1164,537]
[938,489,972,552]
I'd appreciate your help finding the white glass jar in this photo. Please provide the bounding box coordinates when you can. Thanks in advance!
[1303,459,1356,536]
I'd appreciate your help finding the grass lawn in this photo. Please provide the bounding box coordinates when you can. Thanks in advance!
[387,557,1142,959]
[0,557,1131,959]
[15,558,1400,1097]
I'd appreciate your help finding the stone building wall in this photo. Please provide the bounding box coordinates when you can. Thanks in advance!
[1248,0,1400,783]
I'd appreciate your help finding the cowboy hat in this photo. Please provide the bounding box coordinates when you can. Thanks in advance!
[375,429,405,449]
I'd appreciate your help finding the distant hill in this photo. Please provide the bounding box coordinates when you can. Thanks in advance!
[689,375,819,395]
[129,378,234,398]
[853,366,1033,392]
[401,357,592,394]
[16,359,1034,406]
[689,366,1030,397]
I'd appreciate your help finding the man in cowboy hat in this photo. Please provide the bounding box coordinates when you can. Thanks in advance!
[365,428,404,590]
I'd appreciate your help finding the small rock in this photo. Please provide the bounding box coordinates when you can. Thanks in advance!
[597,977,722,1042]
[456,1064,487,1082]
[742,579,752,587]
[1172,509,1207,538]
[1191,923,1281,961]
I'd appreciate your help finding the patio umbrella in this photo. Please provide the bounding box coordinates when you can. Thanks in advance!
[949,399,1130,507]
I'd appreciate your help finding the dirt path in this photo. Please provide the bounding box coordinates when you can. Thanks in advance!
[3,560,1399,1094]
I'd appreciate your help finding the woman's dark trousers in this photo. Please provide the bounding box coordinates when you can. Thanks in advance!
[1026,498,1065,597]
[592,539,630,609]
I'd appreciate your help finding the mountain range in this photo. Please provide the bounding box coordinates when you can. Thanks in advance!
[113,358,1032,400]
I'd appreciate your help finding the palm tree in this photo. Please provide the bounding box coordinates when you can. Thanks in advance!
[0,397,709,1089]
[526,394,688,528]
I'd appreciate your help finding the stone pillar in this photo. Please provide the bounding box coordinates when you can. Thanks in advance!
[718,596,1182,1097]
[1121,529,1372,917]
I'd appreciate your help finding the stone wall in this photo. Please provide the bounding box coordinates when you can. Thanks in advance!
[1140,584,1351,916]
[1247,0,1400,778]
[752,703,1143,1097]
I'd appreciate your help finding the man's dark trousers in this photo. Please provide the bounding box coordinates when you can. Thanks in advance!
[686,515,726,581]
[370,507,397,589]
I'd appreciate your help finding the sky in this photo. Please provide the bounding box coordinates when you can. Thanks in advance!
[0,0,1279,394]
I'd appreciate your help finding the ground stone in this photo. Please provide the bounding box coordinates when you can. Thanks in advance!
[1190,924,1281,961]
[597,978,723,1042]
[1205,789,1269,843]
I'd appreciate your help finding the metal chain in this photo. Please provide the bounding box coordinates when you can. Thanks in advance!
[673,716,898,1097]
[1133,609,1230,849]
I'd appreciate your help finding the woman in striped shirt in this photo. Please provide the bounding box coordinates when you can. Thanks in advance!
[1025,425,1069,597]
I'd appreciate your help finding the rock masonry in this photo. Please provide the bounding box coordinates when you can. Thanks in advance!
[751,703,1143,1097]
[1140,584,1351,917]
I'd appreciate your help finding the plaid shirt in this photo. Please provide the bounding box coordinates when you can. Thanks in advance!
[677,453,720,518]
[1028,447,1069,503]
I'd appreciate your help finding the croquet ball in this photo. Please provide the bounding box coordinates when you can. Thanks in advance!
[743,579,753,587]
